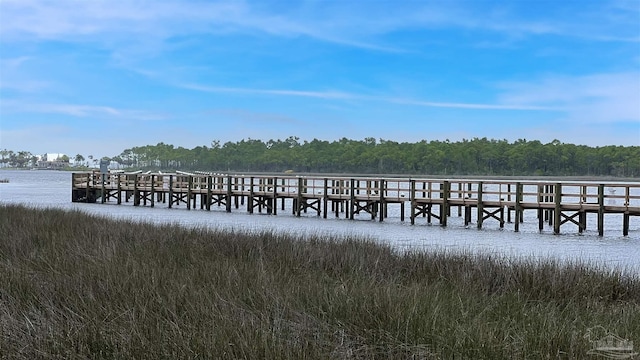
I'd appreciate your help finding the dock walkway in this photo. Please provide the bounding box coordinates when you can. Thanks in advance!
[72,172,640,236]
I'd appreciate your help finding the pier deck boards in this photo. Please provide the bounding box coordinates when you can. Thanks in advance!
[72,172,640,236]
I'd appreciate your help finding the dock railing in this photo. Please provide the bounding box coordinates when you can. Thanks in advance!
[72,172,640,235]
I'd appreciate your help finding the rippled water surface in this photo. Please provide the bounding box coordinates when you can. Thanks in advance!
[1,170,639,274]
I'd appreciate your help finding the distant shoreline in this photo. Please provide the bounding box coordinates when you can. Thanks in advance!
[2,167,638,183]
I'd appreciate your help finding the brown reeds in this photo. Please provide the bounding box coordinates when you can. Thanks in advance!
[0,204,638,359]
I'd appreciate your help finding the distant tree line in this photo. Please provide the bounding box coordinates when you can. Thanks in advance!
[107,137,640,177]
[0,150,95,169]
[0,149,38,168]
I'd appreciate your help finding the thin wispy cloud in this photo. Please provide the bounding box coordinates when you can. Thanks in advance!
[498,72,640,123]
[1,100,168,121]
[179,84,358,101]
[181,83,561,112]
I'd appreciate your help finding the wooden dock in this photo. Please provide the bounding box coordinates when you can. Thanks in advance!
[72,172,640,236]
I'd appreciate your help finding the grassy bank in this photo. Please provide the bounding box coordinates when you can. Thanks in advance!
[1,204,638,359]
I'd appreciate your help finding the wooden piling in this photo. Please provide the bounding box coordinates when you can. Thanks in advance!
[554,183,562,234]
[477,181,484,229]
[598,184,605,236]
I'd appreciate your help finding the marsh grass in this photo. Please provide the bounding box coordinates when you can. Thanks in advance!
[1,204,638,359]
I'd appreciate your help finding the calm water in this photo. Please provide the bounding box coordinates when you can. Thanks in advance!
[1,170,639,274]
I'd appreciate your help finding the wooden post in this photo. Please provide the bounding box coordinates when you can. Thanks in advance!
[281,178,286,211]
[441,181,449,226]
[186,176,193,210]
[117,174,122,205]
[514,182,521,232]
[349,179,355,220]
[239,177,245,207]
[477,181,484,229]
[323,178,328,219]
[519,184,524,224]
[204,176,211,211]
[464,205,471,226]
[150,174,155,208]
[85,173,91,203]
[100,173,106,204]
[466,182,472,225]
[71,173,76,202]
[457,182,462,217]
[168,175,174,209]
[133,174,140,206]
[379,179,385,222]
[554,183,561,234]
[422,181,433,224]
[598,184,605,236]
[537,184,544,231]
[272,177,278,215]
[296,178,303,217]
[623,213,630,236]
[506,183,511,223]
[226,175,232,212]
[410,180,416,225]
[248,177,254,214]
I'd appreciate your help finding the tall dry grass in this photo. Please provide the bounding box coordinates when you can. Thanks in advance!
[0,204,638,359]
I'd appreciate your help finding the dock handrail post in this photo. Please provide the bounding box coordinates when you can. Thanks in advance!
[554,183,562,234]
[226,175,232,212]
[117,174,122,204]
[598,184,605,236]
[133,174,140,206]
[410,180,416,225]
[323,178,329,219]
[100,173,106,204]
[349,178,355,220]
[296,178,303,217]
[272,176,278,215]
[379,178,385,222]
[477,181,484,229]
[281,178,286,211]
[441,181,449,226]
[514,182,522,232]
[71,173,76,202]
[150,174,156,207]
[206,176,212,211]
[85,172,91,203]
[248,177,254,214]
[506,184,511,223]
[457,182,462,217]
[168,175,174,208]
[186,176,193,210]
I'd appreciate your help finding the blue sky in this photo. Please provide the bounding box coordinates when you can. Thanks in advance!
[1,0,639,159]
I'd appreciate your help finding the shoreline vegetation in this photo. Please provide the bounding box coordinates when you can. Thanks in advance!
[3,137,640,177]
[2,167,640,184]
[1,204,639,359]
